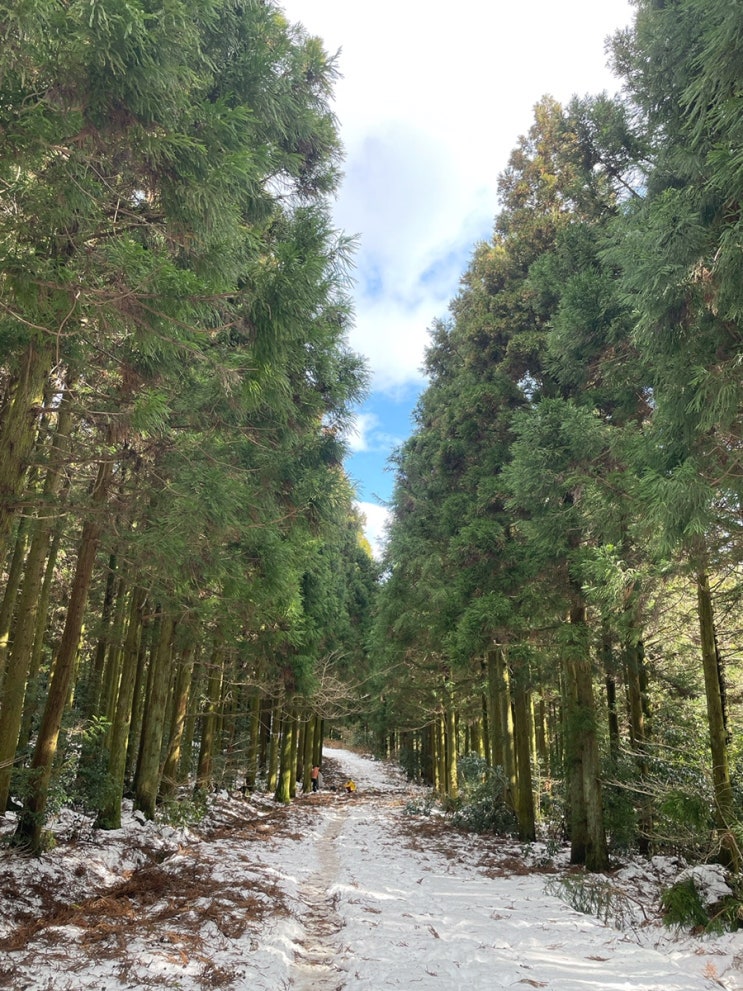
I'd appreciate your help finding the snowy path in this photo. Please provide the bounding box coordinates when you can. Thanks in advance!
[276,750,731,991]
[1,748,740,990]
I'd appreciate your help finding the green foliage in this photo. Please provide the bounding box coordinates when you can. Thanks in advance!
[656,789,715,858]
[402,794,436,817]
[601,775,640,857]
[545,875,640,931]
[449,756,518,836]
[158,792,209,829]
[74,716,114,813]
[660,878,710,930]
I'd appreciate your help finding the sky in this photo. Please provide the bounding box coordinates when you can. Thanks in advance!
[2,748,740,990]
[279,1,637,556]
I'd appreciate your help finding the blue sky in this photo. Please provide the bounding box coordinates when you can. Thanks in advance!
[280,0,636,555]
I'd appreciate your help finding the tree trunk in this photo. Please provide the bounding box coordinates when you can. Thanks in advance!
[0,385,74,811]
[179,645,204,782]
[194,644,224,799]
[0,520,57,812]
[14,457,113,851]
[624,635,652,854]
[125,612,153,785]
[445,694,458,799]
[19,520,64,751]
[434,715,445,793]
[601,628,620,762]
[97,587,146,829]
[563,594,609,872]
[289,708,301,792]
[267,697,281,794]
[486,649,503,769]
[274,704,296,804]
[0,515,32,687]
[100,575,128,724]
[81,553,118,718]
[313,715,324,770]
[512,677,536,841]
[696,570,737,866]
[160,643,196,799]
[302,710,315,793]
[488,647,516,808]
[0,343,49,565]
[244,692,262,791]
[135,612,176,818]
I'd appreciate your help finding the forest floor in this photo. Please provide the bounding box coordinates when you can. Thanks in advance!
[1,748,742,991]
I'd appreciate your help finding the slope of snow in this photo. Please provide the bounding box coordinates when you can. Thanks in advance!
[1,748,741,990]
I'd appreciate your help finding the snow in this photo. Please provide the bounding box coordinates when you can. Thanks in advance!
[1,747,742,990]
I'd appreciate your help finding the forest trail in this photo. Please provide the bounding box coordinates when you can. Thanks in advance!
[290,801,347,990]
[0,749,739,991]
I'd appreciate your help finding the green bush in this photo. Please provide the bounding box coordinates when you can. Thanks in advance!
[158,791,209,828]
[451,795,518,835]
[449,755,518,836]
[402,794,436,817]
[661,873,743,933]
[660,877,710,930]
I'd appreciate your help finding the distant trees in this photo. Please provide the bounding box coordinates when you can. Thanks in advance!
[0,0,376,852]
[373,0,742,872]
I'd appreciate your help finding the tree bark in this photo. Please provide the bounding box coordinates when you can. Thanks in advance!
[302,709,315,793]
[624,635,652,854]
[696,570,736,866]
[19,519,64,751]
[194,643,224,799]
[0,385,73,811]
[274,703,296,804]
[488,646,516,808]
[0,515,32,687]
[14,456,113,851]
[0,343,49,565]
[135,611,176,818]
[97,587,146,829]
[445,692,459,799]
[266,697,281,794]
[512,677,536,841]
[160,643,196,799]
[563,594,609,872]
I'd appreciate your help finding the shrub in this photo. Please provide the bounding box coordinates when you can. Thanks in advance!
[661,877,710,930]
[402,794,436,817]
[449,755,518,836]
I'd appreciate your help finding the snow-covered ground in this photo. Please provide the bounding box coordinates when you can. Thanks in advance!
[1,748,741,990]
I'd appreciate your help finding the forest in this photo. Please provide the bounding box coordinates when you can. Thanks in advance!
[0,0,741,889]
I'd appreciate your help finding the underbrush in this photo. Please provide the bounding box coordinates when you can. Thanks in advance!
[449,755,519,836]
[544,873,646,930]
[660,867,743,934]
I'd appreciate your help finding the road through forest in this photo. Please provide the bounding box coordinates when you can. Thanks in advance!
[1,748,738,990]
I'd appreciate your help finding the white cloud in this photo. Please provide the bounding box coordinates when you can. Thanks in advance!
[345,410,405,455]
[282,0,637,525]
[355,500,391,560]
[345,411,378,453]
[282,0,634,394]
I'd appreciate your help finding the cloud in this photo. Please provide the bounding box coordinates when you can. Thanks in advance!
[283,0,633,394]
[337,124,494,390]
[345,411,378,453]
[355,500,391,560]
[345,411,403,455]
[282,0,636,509]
